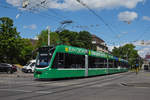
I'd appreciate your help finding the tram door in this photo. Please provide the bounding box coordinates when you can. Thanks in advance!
[85,55,88,77]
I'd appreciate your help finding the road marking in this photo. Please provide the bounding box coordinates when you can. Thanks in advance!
[0,89,32,93]
[36,91,53,94]
[0,89,54,94]
[90,82,112,87]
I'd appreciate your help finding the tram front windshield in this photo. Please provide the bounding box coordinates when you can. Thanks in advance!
[36,47,54,68]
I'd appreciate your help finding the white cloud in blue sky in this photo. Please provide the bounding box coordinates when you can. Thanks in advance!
[6,0,21,7]
[16,14,20,19]
[134,40,150,46]
[132,40,150,58]
[23,24,37,30]
[138,47,150,58]
[118,11,138,23]
[143,16,150,21]
[6,0,145,10]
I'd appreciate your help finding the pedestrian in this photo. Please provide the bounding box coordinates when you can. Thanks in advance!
[135,64,139,74]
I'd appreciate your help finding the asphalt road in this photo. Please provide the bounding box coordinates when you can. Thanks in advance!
[0,71,150,100]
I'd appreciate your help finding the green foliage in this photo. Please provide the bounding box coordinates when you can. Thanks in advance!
[36,29,93,50]
[112,44,142,66]
[36,30,60,48]
[59,30,78,46]
[19,39,34,65]
[0,17,21,63]
[57,30,93,49]
[77,31,93,49]
[0,17,34,65]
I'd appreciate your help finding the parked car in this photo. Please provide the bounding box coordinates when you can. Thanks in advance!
[0,63,17,74]
[22,60,36,73]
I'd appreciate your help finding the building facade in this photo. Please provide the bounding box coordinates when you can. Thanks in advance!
[142,53,150,70]
[92,35,110,53]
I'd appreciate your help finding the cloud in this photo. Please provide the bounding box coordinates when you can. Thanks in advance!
[23,24,37,30]
[6,0,145,11]
[108,45,115,51]
[16,14,20,19]
[107,45,120,51]
[33,36,39,40]
[138,47,150,58]
[132,40,150,57]
[6,0,21,7]
[133,40,150,46]
[142,16,150,21]
[118,11,138,23]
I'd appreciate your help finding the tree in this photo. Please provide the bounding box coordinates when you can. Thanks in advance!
[18,39,34,65]
[0,17,34,65]
[36,29,94,51]
[59,30,93,49]
[36,30,60,48]
[77,31,93,49]
[112,44,141,66]
[59,30,78,46]
[0,17,22,63]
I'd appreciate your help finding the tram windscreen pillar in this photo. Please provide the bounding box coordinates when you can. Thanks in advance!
[85,55,88,77]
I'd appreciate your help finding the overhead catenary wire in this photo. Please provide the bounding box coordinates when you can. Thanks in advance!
[22,0,75,31]
[0,2,63,22]
[1,0,120,46]
[76,0,124,46]
[76,0,119,36]
[36,0,67,20]
[22,0,67,20]
[0,1,74,32]
[134,26,150,42]
[25,7,64,21]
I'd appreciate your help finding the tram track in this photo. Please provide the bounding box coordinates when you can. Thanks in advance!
[17,72,133,100]
[0,72,131,90]
[0,72,133,100]
[0,77,61,89]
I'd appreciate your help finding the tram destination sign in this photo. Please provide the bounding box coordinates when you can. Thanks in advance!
[89,50,107,58]
[65,46,87,55]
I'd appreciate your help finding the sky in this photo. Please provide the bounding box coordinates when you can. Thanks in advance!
[0,0,150,58]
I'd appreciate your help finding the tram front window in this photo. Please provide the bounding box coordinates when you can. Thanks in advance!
[36,46,55,68]
[36,51,54,68]
[36,54,49,68]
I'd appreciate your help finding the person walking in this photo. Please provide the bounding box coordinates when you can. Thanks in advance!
[135,64,139,74]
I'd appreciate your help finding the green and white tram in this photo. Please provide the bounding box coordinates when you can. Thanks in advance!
[34,45,129,79]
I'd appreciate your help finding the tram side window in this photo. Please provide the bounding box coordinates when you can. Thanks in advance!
[65,53,85,68]
[114,61,119,68]
[52,53,85,68]
[88,56,95,68]
[89,56,106,68]
[52,53,65,68]
[119,61,126,68]
[117,61,121,68]
[103,59,107,68]
[121,62,126,68]
[121,62,124,68]
[125,63,129,68]
[120,62,124,68]
[109,60,114,68]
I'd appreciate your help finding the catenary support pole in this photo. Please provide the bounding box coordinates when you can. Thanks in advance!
[85,55,88,77]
